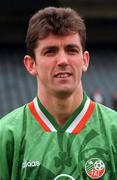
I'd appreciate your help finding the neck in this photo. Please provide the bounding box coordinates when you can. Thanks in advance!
[38,85,83,126]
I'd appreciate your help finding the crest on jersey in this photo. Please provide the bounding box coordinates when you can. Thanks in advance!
[85,158,105,179]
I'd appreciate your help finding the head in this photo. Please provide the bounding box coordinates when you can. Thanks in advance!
[24,7,89,99]
[26,7,86,59]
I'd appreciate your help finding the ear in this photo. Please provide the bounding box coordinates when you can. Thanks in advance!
[82,51,90,72]
[24,55,37,76]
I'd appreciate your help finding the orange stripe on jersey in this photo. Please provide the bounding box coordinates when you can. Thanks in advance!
[72,101,95,134]
[28,101,51,132]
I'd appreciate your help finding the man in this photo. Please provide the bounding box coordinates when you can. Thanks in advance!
[0,7,117,180]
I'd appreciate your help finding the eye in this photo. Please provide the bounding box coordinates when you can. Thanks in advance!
[66,45,80,55]
[43,47,57,56]
[69,48,78,54]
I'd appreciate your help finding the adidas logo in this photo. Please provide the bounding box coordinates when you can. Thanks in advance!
[22,160,40,168]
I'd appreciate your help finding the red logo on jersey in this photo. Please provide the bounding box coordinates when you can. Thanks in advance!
[85,158,105,179]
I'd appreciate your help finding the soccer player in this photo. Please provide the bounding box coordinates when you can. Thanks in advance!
[0,7,117,180]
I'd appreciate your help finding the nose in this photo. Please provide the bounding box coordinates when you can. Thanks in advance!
[56,51,69,67]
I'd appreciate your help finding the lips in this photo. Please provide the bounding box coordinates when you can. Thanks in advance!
[54,72,72,78]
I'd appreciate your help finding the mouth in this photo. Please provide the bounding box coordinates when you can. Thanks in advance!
[54,72,72,78]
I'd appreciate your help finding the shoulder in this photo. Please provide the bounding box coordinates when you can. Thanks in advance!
[95,103,117,115]
[94,102,117,125]
[0,105,27,134]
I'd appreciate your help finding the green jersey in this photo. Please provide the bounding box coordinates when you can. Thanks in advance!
[0,94,117,180]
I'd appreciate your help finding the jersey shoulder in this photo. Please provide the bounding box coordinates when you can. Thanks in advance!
[95,103,117,125]
[0,105,27,131]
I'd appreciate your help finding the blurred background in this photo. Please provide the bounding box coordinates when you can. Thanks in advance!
[0,0,117,118]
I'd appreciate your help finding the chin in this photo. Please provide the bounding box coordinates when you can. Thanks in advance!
[54,88,74,99]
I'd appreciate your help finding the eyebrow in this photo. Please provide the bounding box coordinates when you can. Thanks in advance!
[41,43,81,54]
[65,44,80,49]
[41,46,58,52]
[42,44,80,49]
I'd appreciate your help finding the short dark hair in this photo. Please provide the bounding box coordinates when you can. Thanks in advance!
[26,7,86,58]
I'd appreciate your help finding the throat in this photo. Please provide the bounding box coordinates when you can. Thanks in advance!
[38,87,84,127]
[49,98,80,127]
[54,113,72,127]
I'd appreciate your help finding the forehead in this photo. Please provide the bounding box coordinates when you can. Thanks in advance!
[37,33,82,49]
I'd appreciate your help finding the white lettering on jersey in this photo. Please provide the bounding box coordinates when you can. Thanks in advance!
[22,160,40,168]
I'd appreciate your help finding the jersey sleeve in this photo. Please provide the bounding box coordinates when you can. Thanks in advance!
[0,106,25,179]
[0,119,14,179]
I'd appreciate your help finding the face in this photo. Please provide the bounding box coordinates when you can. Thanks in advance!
[24,33,89,98]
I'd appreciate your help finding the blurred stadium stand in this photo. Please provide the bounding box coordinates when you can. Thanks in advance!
[82,46,117,107]
[0,0,117,117]
[0,46,36,117]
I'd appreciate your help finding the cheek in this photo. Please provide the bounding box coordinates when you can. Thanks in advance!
[73,61,84,78]
[37,64,51,81]
[74,60,83,71]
